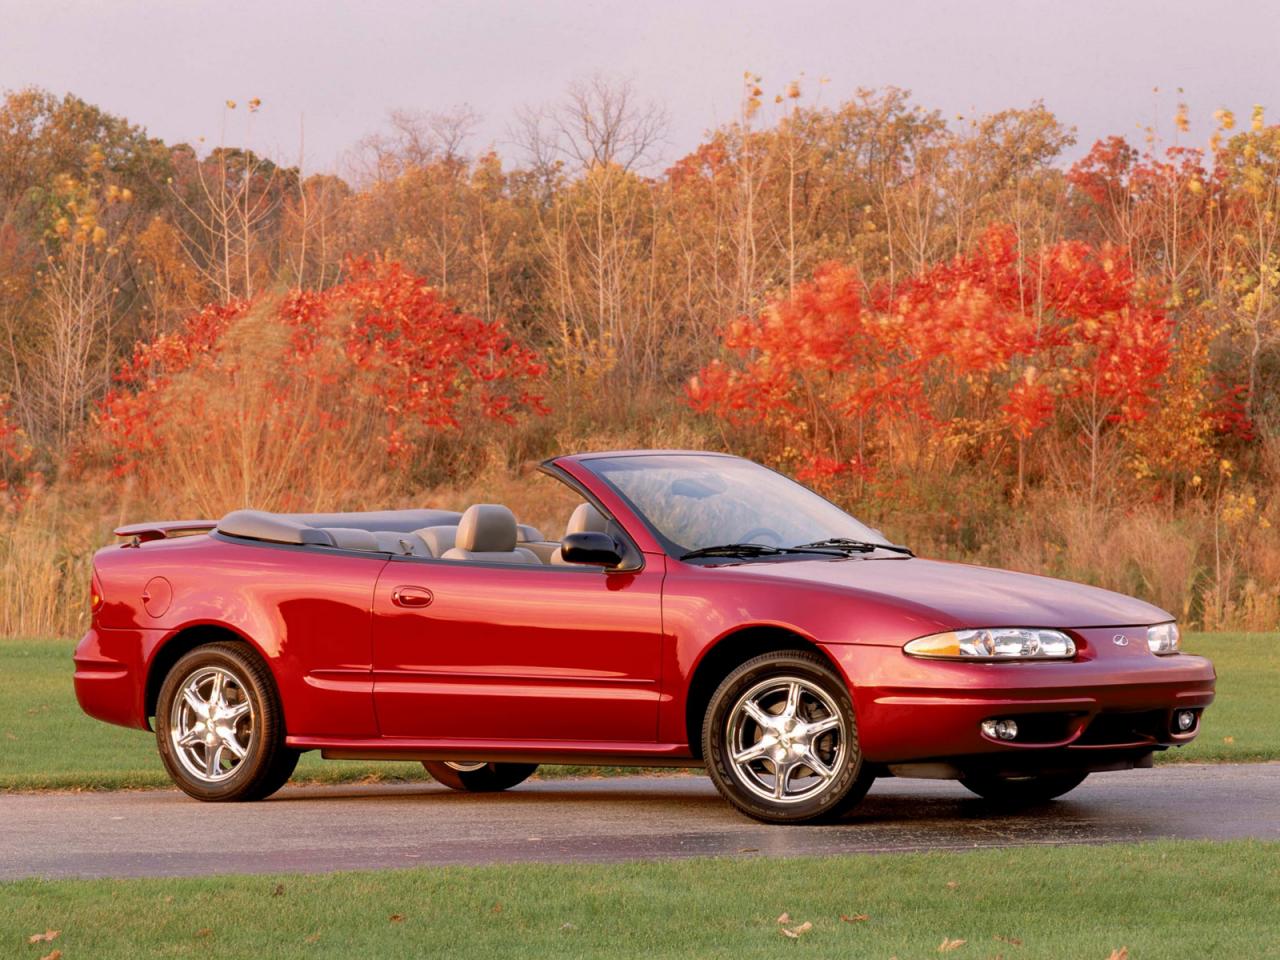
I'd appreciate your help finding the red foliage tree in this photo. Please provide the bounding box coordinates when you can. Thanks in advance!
[98,258,547,508]
[689,225,1177,500]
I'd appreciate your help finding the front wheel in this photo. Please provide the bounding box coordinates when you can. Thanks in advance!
[423,761,538,792]
[961,770,1088,804]
[702,650,873,824]
[155,642,299,802]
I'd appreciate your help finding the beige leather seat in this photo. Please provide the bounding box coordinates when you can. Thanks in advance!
[441,505,540,564]
[415,525,458,558]
[551,502,611,565]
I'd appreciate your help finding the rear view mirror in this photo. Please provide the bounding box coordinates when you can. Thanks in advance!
[560,531,623,567]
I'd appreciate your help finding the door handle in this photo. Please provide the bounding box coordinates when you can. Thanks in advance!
[391,585,434,608]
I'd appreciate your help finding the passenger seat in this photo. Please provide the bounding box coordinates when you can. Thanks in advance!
[441,505,541,564]
[415,525,458,558]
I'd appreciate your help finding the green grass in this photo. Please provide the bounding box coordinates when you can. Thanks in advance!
[2,841,1278,958]
[0,639,674,790]
[0,633,1274,791]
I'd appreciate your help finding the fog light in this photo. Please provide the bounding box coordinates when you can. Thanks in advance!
[981,719,1019,741]
[1175,710,1196,732]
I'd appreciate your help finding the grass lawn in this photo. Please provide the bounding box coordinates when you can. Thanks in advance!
[0,633,1274,791]
[3,840,1278,958]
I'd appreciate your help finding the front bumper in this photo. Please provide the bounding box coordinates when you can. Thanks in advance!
[834,628,1216,764]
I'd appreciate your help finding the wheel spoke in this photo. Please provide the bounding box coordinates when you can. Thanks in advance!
[782,682,801,720]
[220,732,247,760]
[742,699,774,729]
[209,671,225,707]
[176,728,203,748]
[801,746,833,780]
[182,687,205,715]
[803,715,840,737]
[774,761,792,799]
[206,743,224,777]
[731,737,775,765]
[222,701,251,722]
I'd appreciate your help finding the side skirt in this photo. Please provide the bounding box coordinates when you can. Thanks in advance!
[290,736,701,768]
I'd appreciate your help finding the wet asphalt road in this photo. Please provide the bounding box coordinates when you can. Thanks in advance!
[2,763,1277,880]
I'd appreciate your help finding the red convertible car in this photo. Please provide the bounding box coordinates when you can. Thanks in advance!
[74,451,1215,823]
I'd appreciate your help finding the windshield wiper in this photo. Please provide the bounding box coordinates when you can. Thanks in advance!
[791,537,914,557]
[680,542,844,561]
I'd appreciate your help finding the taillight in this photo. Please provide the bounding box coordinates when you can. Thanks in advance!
[90,572,103,614]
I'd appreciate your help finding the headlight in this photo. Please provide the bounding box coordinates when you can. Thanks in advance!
[1147,622,1181,655]
[904,628,1076,661]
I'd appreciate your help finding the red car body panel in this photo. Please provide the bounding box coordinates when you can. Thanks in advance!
[74,451,1216,775]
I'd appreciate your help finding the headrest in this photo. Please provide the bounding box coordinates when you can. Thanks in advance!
[416,524,458,557]
[456,504,517,553]
[565,502,609,536]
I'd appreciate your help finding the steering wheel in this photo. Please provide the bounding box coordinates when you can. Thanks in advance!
[738,526,783,546]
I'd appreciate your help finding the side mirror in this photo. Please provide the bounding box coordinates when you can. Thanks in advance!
[560,531,623,567]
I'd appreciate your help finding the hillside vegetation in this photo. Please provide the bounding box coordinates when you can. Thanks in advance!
[0,82,1277,636]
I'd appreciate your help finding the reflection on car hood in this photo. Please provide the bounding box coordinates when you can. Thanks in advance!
[731,555,1171,629]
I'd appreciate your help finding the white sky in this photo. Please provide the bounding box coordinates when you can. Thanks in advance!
[2,0,1277,175]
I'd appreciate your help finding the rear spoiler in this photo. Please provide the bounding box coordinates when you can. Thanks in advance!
[113,520,218,544]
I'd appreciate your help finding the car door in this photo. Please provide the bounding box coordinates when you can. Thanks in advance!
[370,554,666,744]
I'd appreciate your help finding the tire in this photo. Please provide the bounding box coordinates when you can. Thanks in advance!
[155,641,299,802]
[423,761,539,792]
[960,770,1088,804]
[702,650,872,824]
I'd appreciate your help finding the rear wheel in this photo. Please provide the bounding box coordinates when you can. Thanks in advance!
[702,650,872,824]
[961,770,1088,804]
[155,642,299,802]
[423,761,538,792]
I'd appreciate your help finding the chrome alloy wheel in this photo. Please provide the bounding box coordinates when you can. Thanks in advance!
[168,666,254,783]
[726,675,846,804]
[443,761,488,772]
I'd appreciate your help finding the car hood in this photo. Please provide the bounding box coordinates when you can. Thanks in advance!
[728,554,1171,630]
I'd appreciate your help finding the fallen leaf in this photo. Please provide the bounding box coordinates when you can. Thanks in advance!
[389,914,405,923]
[939,937,967,952]
[1107,950,1129,960]
[28,931,59,944]
[304,934,321,944]
[560,922,576,931]
[781,921,813,939]
[195,928,212,938]
[945,881,959,890]
[776,912,792,924]
[39,952,61,960]
[491,902,503,914]
[163,896,174,904]
[1223,736,1235,744]
[272,883,285,897]
[841,913,870,923]
[994,934,1023,946]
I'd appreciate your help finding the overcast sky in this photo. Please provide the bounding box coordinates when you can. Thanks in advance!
[3,0,1277,176]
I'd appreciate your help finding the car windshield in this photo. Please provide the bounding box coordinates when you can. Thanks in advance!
[582,454,893,557]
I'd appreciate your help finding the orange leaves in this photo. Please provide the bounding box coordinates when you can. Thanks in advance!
[689,223,1175,491]
[97,258,548,484]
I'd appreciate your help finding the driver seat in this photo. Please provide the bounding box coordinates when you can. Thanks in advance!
[551,502,611,565]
